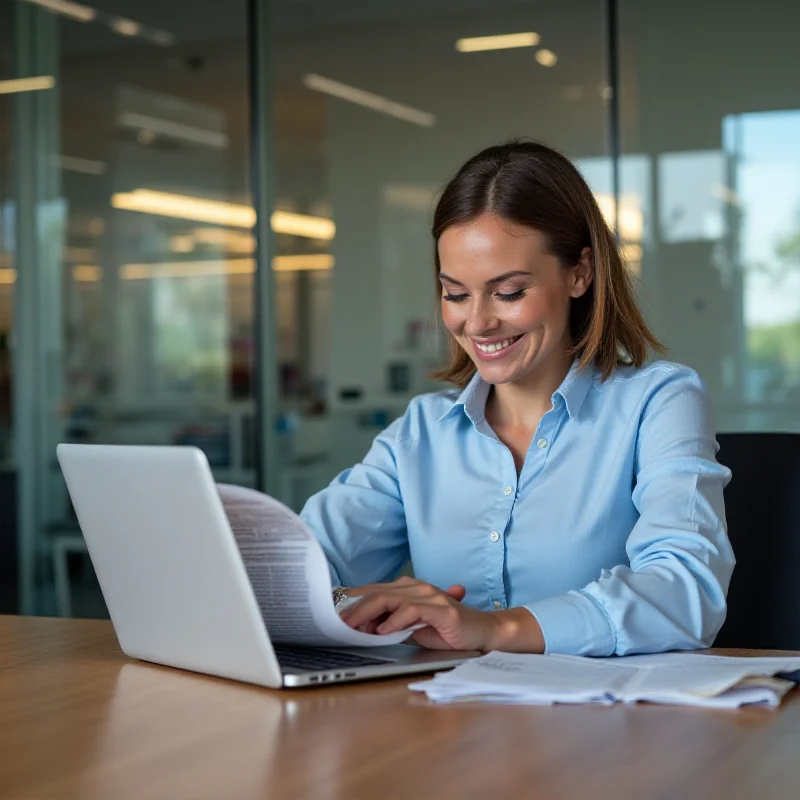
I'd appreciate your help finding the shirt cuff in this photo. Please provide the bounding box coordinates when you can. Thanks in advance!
[327,560,343,588]
[525,591,617,657]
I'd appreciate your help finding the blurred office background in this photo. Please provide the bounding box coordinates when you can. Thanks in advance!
[0,0,798,616]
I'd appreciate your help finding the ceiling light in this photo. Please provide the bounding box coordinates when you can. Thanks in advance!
[303,73,435,127]
[112,190,256,228]
[119,255,334,279]
[119,111,229,149]
[111,18,140,36]
[535,49,558,67]
[25,0,96,22]
[272,254,334,272]
[111,189,336,240]
[58,154,107,175]
[271,210,335,240]
[193,228,255,253]
[73,265,102,282]
[120,259,253,280]
[456,32,539,52]
[0,76,55,95]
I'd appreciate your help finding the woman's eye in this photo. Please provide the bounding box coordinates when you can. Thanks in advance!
[496,289,526,302]
[443,293,468,303]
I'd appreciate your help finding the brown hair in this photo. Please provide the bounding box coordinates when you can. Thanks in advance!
[431,140,663,387]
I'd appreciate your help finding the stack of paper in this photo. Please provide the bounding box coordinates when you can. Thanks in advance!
[409,651,800,708]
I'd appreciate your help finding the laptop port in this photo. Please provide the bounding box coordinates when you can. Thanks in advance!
[345,672,356,677]
[309,676,319,682]
[321,675,329,681]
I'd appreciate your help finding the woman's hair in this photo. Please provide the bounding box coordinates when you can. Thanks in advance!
[431,140,663,387]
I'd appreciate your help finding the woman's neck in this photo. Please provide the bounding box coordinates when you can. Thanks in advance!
[486,346,574,431]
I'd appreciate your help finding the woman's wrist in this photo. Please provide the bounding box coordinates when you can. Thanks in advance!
[486,607,546,653]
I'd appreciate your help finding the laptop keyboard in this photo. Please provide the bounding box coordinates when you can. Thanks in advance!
[272,644,393,672]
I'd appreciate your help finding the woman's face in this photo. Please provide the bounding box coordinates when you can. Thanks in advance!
[438,212,592,387]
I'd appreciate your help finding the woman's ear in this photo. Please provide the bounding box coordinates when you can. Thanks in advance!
[569,247,594,298]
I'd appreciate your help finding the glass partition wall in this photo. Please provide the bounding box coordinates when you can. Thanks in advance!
[4,0,799,616]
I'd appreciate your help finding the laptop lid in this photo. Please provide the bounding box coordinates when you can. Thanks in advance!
[57,443,285,688]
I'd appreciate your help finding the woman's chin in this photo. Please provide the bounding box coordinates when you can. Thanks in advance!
[473,362,523,385]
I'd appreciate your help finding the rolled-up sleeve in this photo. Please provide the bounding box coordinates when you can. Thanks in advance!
[525,368,735,656]
[300,417,409,588]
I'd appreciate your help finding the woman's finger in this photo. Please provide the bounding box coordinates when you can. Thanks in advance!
[339,592,404,629]
[376,600,455,636]
[445,584,466,601]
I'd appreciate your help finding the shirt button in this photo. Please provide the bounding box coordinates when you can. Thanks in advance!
[489,531,500,542]
[493,600,502,609]
[536,438,548,449]
[503,486,513,496]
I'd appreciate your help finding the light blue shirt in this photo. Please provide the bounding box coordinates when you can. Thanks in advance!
[300,360,735,657]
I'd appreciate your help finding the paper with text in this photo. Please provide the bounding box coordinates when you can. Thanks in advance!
[410,650,800,707]
[218,484,418,647]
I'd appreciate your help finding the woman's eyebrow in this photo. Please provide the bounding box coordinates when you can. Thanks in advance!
[439,270,532,287]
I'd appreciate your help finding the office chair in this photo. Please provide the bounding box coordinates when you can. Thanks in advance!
[713,432,800,650]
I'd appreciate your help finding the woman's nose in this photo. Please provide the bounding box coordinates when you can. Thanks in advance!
[464,300,499,337]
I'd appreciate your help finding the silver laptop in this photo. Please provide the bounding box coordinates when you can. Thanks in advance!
[56,443,476,688]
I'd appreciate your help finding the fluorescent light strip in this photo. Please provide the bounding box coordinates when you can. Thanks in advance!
[112,190,255,228]
[111,18,140,36]
[271,210,335,240]
[111,189,336,240]
[303,73,435,128]
[24,0,173,47]
[118,111,229,149]
[273,254,334,272]
[25,0,96,22]
[192,228,255,252]
[456,32,539,52]
[73,265,102,282]
[6,256,335,286]
[119,255,334,280]
[0,76,55,95]
[58,154,107,175]
[535,49,558,67]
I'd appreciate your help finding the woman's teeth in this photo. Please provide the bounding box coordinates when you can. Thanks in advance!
[475,337,519,354]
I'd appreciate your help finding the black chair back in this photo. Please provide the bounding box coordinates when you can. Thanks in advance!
[713,432,800,650]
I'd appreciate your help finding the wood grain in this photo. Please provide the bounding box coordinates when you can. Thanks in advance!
[1,615,799,800]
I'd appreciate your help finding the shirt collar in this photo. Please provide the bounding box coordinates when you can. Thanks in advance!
[554,358,595,419]
[438,358,595,425]
[437,370,490,425]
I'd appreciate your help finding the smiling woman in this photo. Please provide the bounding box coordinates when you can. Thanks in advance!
[300,140,735,658]
[432,140,662,389]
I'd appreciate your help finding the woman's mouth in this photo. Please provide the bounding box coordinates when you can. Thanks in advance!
[471,335,523,360]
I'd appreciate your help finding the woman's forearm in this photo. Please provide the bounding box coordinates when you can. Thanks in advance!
[487,607,546,653]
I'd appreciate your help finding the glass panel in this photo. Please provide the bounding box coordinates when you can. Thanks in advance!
[620,0,800,431]
[270,0,608,510]
[13,0,251,615]
[0,0,16,612]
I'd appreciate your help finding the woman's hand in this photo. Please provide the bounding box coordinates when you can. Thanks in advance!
[339,576,545,652]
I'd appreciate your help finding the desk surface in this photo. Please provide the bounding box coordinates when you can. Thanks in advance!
[2,616,799,800]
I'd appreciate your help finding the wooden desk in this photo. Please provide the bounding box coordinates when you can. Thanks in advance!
[1,616,799,800]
